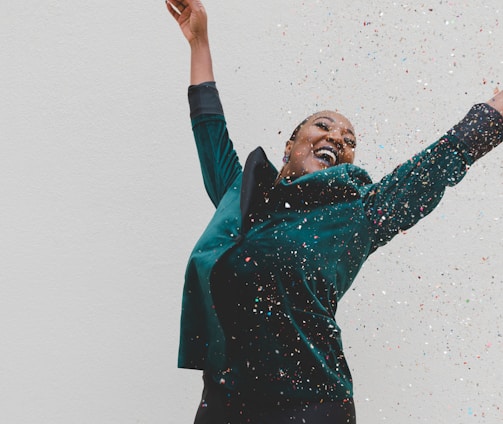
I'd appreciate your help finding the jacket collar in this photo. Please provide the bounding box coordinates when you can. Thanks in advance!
[240,147,277,234]
[240,147,373,234]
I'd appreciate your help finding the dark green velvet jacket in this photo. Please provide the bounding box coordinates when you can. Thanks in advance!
[178,82,502,403]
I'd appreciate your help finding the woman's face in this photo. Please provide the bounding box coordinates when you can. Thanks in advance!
[280,111,356,181]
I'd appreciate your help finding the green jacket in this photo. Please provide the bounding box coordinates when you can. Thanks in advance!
[178,82,502,403]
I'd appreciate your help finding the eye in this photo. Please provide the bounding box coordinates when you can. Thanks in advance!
[344,137,356,148]
[315,121,330,131]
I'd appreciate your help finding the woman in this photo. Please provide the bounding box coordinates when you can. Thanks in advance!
[167,0,503,422]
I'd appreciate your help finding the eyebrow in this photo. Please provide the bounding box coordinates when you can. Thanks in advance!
[314,116,355,137]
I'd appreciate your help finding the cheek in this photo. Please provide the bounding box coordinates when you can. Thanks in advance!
[290,150,322,174]
[342,148,356,163]
[291,144,314,161]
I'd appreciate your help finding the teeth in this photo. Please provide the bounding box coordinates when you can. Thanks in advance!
[315,148,337,163]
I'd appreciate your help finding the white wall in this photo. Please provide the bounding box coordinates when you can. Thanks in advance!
[1,1,502,423]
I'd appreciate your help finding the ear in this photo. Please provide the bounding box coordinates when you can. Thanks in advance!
[284,140,294,155]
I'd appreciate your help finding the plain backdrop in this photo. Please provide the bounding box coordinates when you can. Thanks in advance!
[1,1,502,423]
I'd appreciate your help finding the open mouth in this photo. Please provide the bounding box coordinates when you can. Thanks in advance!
[314,146,338,166]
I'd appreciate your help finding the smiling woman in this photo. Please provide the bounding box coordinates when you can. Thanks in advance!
[278,111,357,182]
[166,0,503,423]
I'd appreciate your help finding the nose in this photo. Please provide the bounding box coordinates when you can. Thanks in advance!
[326,131,344,150]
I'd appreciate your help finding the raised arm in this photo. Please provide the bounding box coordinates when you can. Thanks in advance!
[363,95,503,253]
[166,0,214,85]
[167,0,242,207]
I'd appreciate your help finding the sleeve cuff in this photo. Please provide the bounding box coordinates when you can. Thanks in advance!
[188,81,224,119]
[446,103,503,162]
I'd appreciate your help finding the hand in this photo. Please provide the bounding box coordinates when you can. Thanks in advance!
[166,0,208,46]
[486,87,503,117]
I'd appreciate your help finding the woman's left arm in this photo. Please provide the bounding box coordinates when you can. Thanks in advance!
[363,94,503,252]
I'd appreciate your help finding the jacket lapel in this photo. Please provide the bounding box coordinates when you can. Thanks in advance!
[240,147,278,234]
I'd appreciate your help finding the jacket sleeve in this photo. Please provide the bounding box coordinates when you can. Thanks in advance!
[362,103,503,253]
[189,82,242,208]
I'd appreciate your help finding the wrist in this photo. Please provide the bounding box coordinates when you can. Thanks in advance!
[189,36,210,51]
[447,103,503,162]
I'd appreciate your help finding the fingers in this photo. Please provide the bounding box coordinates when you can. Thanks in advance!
[166,0,205,20]
[166,1,180,20]
[174,0,204,15]
[169,0,188,14]
[166,0,185,20]
[166,1,182,16]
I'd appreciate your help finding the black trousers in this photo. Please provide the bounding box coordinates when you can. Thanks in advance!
[194,374,356,424]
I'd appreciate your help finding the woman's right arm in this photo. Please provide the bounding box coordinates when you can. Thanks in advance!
[167,0,242,207]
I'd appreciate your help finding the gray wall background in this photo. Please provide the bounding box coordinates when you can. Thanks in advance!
[2,1,502,423]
